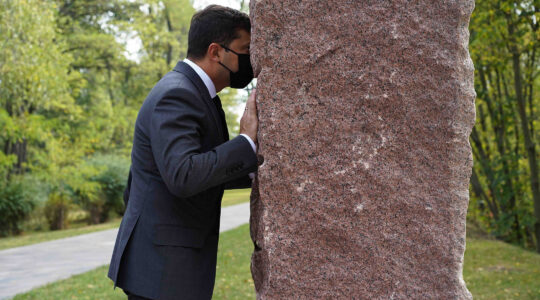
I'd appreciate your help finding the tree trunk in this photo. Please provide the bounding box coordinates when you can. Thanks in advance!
[507,19,540,253]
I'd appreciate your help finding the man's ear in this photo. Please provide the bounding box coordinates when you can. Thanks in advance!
[207,43,222,62]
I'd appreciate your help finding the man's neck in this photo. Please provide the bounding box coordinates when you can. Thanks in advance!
[185,57,226,93]
[184,58,218,98]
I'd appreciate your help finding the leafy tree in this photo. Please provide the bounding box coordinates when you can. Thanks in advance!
[0,0,248,233]
[0,0,80,181]
[468,0,539,252]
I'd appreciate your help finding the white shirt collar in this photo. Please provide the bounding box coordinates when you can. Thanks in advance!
[183,58,217,99]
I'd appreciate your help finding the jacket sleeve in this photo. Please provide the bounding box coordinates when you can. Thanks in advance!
[150,88,258,198]
[223,175,253,190]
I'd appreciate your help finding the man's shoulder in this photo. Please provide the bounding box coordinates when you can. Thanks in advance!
[143,70,201,106]
[156,71,199,98]
[134,70,202,127]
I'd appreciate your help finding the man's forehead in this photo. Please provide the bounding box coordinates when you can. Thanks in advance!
[240,33,250,41]
[233,30,251,48]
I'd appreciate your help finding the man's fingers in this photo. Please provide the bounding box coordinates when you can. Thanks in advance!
[239,89,259,143]
[247,89,257,113]
[249,89,257,101]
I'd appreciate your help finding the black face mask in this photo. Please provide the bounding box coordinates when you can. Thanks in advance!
[218,45,254,89]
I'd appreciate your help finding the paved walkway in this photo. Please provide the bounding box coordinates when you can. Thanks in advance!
[0,202,251,299]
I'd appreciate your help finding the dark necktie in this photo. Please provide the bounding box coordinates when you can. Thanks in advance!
[212,95,229,141]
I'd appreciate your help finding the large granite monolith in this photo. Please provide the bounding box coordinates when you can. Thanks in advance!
[249,1,476,299]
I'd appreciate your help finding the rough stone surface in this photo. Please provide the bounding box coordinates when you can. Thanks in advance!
[249,1,476,299]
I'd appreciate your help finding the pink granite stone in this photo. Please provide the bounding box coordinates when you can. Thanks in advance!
[249,0,476,299]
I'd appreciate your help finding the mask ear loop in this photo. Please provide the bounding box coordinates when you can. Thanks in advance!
[217,44,235,73]
[220,44,241,56]
[218,61,234,73]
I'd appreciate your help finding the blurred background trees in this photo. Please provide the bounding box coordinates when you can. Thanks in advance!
[0,0,243,234]
[468,0,539,252]
[0,0,538,253]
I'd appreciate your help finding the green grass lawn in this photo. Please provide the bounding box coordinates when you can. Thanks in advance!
[12,223,540,299]
[463,238,540,299]
[221,188,252,207]
[0,188,252,251]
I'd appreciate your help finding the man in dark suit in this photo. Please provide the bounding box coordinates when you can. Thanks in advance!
[108,5,258,300]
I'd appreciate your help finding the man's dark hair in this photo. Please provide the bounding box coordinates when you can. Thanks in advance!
[187,5,251,60]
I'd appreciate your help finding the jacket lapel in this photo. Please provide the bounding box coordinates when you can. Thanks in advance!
[173,61,226,141]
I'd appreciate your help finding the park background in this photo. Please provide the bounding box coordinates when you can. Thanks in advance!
[0,0,538,299]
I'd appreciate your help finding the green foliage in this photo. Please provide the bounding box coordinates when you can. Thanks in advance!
[84,154,130,222]
[468,0,539,251]
[63,160,104,225]
[219,88,242,138]
[44,188,73,231]
[0,0,255,239]
[15,173,52,232]
[44,153,129,226]
[0,180,36,237]
[0,0,80,180]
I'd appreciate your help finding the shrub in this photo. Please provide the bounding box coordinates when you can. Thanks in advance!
[70,172,102,225]
[44,189,72,230]
[94,165,128,220]
[77,154,129,224]
[16,173,51,232]
[0,180,36,236]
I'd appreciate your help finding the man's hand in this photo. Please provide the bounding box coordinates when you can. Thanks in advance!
[240,89,258,144]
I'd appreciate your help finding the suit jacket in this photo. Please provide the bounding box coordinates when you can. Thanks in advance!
[108,61,257,300]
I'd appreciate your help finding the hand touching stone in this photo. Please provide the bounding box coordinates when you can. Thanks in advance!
[240,89,258,144]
